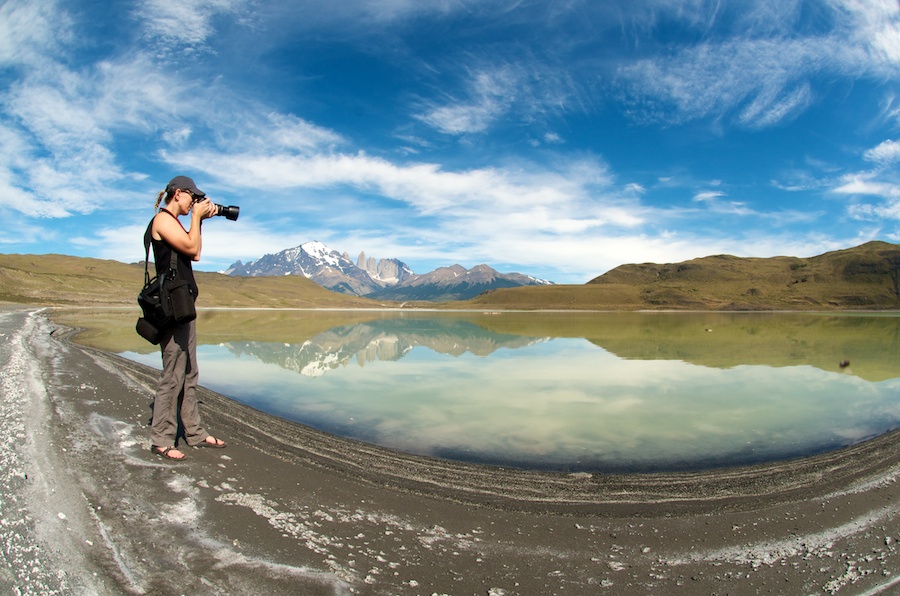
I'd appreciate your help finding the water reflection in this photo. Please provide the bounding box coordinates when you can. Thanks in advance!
[117,311,900,473]
[226,318,541,377]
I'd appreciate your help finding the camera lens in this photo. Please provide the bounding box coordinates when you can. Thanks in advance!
[215,204,240,221]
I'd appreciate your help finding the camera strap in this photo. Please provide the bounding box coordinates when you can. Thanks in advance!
[142,214,179,285]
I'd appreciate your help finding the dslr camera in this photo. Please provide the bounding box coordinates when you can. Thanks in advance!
[195,197,240,221]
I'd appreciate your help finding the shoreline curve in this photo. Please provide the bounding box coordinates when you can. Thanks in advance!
[71,326,900,517]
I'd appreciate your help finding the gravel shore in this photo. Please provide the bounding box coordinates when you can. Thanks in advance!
[2,306,900,595]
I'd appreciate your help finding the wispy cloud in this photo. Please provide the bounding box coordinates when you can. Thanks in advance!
[618,37,827,127]
[0,0,72,68]
[837,0,900,71]
[693,191,726,203]
[1,50,192,216]
[833,138,900,224]
[167,146,622,218]
[864,139,900,164]
[614,0,900,128]
[414,65,535,135]
[135,0,250,50]
[834,173,900,199]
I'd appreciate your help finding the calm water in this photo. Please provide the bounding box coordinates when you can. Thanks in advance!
[120,311,900,473]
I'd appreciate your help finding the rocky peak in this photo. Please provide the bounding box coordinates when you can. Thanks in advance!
[226,243,552,300]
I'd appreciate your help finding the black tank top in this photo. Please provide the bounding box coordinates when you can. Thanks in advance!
[145,211,199,298]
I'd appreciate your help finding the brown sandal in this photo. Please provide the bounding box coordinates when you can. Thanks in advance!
[152,445,186,460]
[194,436,226,449]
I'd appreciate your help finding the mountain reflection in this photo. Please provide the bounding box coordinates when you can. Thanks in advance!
[113,311,900,472]
[222,318,543,377]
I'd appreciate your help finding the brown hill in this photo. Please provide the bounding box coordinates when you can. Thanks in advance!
[466,241,900,310]
[0,254,383,309]
[3,241,899,311]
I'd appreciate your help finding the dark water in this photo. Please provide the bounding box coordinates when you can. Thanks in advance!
[121,310,900,473]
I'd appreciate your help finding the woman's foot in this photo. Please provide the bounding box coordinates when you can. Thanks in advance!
[195,436,226,449]
[152,445,186,460]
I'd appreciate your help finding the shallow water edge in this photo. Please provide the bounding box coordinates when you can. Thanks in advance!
[65,325,900,517]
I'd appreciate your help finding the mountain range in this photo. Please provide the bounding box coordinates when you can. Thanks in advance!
[0,240,896,311]
[224,241,553,301]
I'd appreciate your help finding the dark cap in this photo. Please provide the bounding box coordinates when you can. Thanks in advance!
[166,175,206,197]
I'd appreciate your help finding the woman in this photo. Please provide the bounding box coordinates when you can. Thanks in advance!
[147,175,226,460]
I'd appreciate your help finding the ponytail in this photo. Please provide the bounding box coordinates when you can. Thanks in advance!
[153,189,173,212]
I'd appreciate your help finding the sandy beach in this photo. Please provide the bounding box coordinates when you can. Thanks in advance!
[2,306,900,595]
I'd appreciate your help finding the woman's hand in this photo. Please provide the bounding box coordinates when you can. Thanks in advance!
[192,198,217,221]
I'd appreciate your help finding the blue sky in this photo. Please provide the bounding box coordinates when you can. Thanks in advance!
[2,0,899,284]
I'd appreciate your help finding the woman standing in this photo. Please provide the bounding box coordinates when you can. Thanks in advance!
[147,175,226,460]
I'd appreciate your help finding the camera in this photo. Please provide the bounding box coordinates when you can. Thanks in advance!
[214,203,240,221]
[195,197,240,221]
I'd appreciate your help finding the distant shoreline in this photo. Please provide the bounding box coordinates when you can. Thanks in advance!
[25,301,900,313]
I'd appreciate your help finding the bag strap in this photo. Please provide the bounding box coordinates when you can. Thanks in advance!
[143,212,180,285]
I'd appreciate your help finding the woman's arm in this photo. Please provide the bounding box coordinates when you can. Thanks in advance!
[152,202,215,259]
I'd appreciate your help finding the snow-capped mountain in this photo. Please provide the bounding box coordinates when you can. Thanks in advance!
[369,263,554,301]
[224,241,408,296]
[224,241,553,300]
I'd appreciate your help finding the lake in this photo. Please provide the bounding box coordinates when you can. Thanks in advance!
[98,309,900,473]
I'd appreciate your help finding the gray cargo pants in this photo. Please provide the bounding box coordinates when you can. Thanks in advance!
[150,319,210,448]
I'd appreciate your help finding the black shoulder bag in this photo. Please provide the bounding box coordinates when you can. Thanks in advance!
[136,219,197,344]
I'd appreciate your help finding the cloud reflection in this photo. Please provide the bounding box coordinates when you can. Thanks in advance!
[166,318,900,473]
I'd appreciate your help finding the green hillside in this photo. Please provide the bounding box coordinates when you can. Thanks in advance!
[466,241,900,310]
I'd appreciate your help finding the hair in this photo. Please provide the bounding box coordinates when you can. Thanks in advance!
[153,188,176,211]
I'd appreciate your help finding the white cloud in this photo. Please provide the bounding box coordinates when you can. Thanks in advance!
[833,171,900,222]
[2,55,179,216]
[310,0,472,26]
[0,217,56,245]
[413,52,582,136]
[616,1,900,127]
[0,3,295,219]
[830,140,900,222]
[693,191,725,203]
[166,144,624,221]
[739,82,812,128]
[264,113,345,151]
[415,67,519,134]
[834,0,900,70]
[691,190,758,216]
[156,142,668,280]
[0,0,225,219]
[417,102,499,135]
[135,0,250,49]
[848,200,900,221]
[864,139,900,164]
[0,0,72,68]
[617,37,823,127]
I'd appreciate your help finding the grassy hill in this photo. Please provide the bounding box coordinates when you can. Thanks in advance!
[468,311,900,382]
[0,254,383,309]
[466,241,900,311]
[2,240,899,311]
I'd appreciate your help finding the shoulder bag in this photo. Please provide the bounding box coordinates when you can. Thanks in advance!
[136,219,197,344]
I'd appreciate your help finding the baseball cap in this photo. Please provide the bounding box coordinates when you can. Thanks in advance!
[166,175,206,198]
